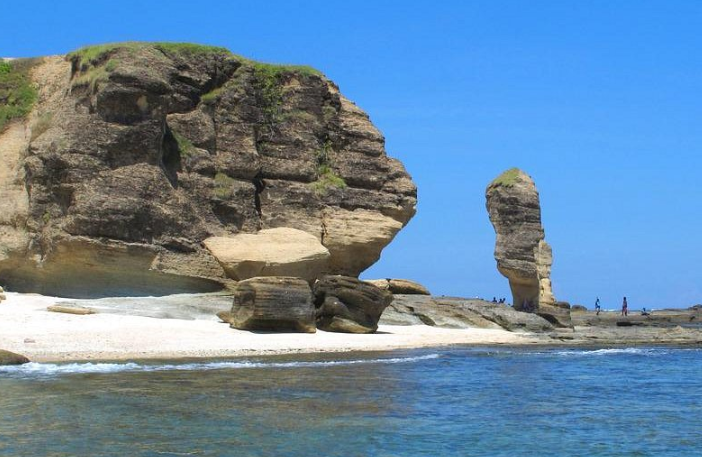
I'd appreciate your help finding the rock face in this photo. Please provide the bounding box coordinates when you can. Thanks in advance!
[314,275,392,333]
[0,349,30,365]
[0,43,416,297]
[230,276,316,333]
[364,278,430,295]
[486,168,571,327]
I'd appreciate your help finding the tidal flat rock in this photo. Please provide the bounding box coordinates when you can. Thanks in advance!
[231,277,316,333]
[364,278,431,295]
[0,43,416,298]
[486,168,571,328]
[0,349,30,365]
[314,275,392,333]
[381,295,553,332]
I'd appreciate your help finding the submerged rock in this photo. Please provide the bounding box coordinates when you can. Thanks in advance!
[314,275,392,333]
[0,42,416,298]
[230,276,316,333]
[0,349,29,365]
[486,168,571,328]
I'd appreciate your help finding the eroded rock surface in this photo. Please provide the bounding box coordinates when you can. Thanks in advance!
[231,276,315,333]
[314,275,392,333]
[0,43,416,297]
[486,168,571,327]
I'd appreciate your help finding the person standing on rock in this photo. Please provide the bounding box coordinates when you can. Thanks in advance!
[621,297,628,316]
[595,297,601,315]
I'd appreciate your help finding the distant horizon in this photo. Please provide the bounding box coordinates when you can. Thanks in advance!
[3,0,701,308]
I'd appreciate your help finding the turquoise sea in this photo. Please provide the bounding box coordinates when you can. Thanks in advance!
[1,346,701,456]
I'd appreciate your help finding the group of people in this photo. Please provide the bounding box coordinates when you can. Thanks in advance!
[491,297,508,304]
[594,296,636,316]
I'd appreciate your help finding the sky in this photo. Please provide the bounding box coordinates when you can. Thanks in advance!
[3,1,701,309]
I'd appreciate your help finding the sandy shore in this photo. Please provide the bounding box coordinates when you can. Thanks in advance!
[0,292,537,363]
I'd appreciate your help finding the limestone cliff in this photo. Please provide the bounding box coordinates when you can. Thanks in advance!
[486,168,571,327]
[0,43,416,297]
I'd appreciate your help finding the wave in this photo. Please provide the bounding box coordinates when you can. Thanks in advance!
[544,347,702,358]
[473,347,700,358]
[0,353,440,377]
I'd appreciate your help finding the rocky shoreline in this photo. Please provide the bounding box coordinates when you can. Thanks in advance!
[383,294,702,346]
[2,291,700,365]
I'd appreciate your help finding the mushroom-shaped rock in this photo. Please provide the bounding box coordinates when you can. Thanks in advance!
[204,228,330,282]
[0,349,30,365]
[230,276,316,333]
[364,278,431,295]
[486,168,571,328]
[314,275,392,333]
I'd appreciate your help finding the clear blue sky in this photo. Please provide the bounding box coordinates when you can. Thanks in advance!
[3,1,701,309]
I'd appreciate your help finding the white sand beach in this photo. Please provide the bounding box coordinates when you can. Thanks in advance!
[0,292,536,363]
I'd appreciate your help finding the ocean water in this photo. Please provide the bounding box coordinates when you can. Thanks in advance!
[1,347,701,457]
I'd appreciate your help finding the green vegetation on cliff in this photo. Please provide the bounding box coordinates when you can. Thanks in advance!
[0,59,39,132]
[312,139,347,194]
[68,42,233,67]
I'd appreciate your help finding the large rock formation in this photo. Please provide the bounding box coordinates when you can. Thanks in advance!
[486,168,571,327]
[314,275,392,333]
[230,276,316,333]
[0,43,416,297]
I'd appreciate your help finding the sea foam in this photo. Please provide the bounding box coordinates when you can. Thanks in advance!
[0,353,440,377]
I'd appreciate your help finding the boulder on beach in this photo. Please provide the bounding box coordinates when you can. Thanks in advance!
[47,305,96,315]
[0,42,416,298]
[0,349,30,365]
[486,168,572,328]
[230,276,316,333]
[314,275,392,333]
[571,305,588,313]
[364,278,431,295]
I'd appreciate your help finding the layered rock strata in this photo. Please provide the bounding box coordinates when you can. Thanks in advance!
[314,275,392,333]
[0,43,416,297]
[486,168,571,327]
[230,276,316,333]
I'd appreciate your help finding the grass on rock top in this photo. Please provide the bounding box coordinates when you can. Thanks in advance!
[68,42,322,76]
[0,58,39,132]
[68,42,233,67]
[489,168,524,189]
